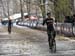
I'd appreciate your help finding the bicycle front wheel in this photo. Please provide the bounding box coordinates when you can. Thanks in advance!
[51,40,56,53]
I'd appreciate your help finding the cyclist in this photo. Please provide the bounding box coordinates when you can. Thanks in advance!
[42,12,56,49]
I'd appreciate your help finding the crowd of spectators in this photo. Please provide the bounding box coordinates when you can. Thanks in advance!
[64,14,75,25]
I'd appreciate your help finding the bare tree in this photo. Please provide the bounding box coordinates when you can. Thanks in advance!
[1,0,7,17]
[20,0,24,21]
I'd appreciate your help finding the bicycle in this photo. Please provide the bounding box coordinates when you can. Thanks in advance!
[49,31,56,53]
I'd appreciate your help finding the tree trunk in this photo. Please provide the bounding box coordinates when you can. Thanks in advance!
[20,0,24,21]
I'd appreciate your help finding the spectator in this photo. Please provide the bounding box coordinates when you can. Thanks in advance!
[64,16,73,23]
[8,17,12,34]
[73,14,75,25]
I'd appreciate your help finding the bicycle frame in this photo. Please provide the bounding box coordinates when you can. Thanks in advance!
[50,31,56,53]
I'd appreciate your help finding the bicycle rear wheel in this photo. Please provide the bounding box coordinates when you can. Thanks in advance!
[48,31,56,53]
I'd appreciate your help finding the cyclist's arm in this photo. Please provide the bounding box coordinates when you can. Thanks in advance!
[52,18,56,30]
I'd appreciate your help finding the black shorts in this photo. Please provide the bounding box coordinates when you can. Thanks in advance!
[47,30,56,39]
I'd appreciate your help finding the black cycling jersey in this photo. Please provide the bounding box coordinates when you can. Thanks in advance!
[8,20,12,25]
[43,18,54,31]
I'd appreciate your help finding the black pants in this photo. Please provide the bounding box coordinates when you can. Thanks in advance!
[47,30,56,48]
[8,26,11,34]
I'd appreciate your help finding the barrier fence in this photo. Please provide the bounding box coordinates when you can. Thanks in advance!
[55,23,75,37]
[17,22,75,37]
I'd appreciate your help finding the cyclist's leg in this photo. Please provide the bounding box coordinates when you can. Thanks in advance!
[8,26,11,34]
[51,30,56,52]
[47,31,52,49]
[51,30,56,45]
[53,30,56,39]
[8,26,9,32]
